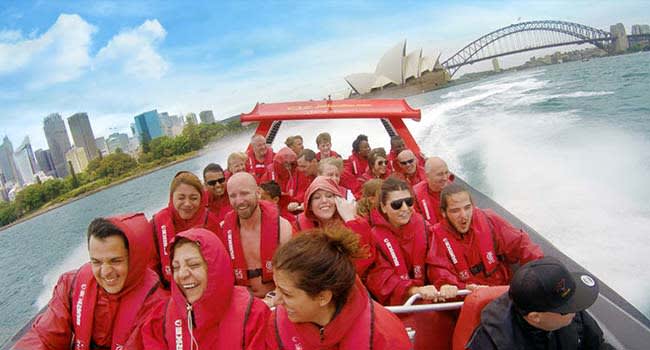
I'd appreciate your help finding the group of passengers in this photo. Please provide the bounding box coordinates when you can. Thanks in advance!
[14,133,613,350]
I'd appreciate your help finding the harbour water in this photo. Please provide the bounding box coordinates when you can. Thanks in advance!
[1,52,648,346]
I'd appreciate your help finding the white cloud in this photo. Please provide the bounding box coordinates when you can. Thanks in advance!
[0,14,95,87]
[0,29,23,43]
[94,19,168,79]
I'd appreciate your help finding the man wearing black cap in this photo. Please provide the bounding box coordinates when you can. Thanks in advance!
[467,257,613,350]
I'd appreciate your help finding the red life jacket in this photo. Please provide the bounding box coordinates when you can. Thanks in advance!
[152,208,211,285]
[372,212,428,283]
[345,152,369,177]
[434,208,499,281]
[413,181,443,226]
[163,287,253,350]
[205,189,232,223]
[247,147,274,182]
[221,200,280,285]
[71,264,159,350]
[316,150,341,161]
[272,279,372,350]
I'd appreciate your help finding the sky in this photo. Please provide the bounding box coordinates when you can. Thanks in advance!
[1,0,648,150]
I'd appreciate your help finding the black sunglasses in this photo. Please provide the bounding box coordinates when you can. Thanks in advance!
[376,160,387,166]
[206,178,226,186]
[390,197,414,210]
[400,159,415,166]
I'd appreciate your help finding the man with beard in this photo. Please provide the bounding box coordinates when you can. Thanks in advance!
[203,163,232,223]
[426,183,543,295]
[221,172,293,298]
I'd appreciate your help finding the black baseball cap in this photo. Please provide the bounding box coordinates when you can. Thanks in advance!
[509,257,599,314]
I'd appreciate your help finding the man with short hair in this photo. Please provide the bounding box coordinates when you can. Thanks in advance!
[387,136,406,171]
[413,156,454,226]
[222,173,293,298]
[15,214,166,350]
[315,132,340,160]
[203,163,232,222]
[260,180,297,225]
[427,183,543,292]
[246,134,274,183]
[467,257,612,350]
[395,149,426,187]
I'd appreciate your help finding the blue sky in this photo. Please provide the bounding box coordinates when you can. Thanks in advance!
[1,0,648,150]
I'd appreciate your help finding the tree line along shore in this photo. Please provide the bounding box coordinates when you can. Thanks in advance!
[0,119,253,230]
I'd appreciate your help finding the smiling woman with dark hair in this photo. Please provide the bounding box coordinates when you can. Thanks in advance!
[142,228,269,350]
[365,176,454,306]
[267,226,410,350]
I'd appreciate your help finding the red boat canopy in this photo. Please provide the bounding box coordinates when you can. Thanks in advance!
[240,99,421,123]
[240,99,423,156]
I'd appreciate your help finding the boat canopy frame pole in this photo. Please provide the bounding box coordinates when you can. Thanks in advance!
[387,289,471,314]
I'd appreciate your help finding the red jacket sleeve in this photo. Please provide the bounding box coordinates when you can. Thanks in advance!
[13,271,76,350]
[372,302,412,350]
[124,286,168,350]
[243,298,271,350]
[486,210,544,264]
[365,248,418,306]
[140,301,168,349]
[425,237,466,289]
[344,218,376,279]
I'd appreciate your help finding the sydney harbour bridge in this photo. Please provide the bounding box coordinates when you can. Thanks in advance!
[440,20,647,78]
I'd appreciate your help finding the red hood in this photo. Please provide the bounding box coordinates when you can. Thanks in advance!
[272,147,297,181]
[107,213,155,296]
[167,189,205,232]
[371,208,418,240]
[169,228,234,328]
[303,176,343,222]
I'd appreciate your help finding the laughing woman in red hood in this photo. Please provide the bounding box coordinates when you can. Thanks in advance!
[295,176,375,277]
[267,227,410,350]
[365,177,455,306]
[142,228,270,350]
[152,171,221,287]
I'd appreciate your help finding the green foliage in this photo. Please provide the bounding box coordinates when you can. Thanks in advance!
[0,201,18,226]
[89,152,138,179]
[15,184,46,212]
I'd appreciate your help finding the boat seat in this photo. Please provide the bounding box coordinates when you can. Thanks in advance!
[452,285,509,350]
[399,309,459,350]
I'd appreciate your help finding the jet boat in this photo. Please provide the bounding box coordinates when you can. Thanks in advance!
[5,99,649,350]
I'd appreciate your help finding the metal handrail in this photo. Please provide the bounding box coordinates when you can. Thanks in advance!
[388,289,472,314]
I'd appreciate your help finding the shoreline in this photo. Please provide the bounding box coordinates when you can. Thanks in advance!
[0,152,202,233]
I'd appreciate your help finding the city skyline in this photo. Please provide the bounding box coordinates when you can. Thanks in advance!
[1,1,649,149]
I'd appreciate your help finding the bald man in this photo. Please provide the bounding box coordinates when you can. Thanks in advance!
[246,134,274,183]
[396,149,426,187]
[221,173,293,298]
[413,157,455,226]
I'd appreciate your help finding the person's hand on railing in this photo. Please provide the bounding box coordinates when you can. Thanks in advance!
[438,284,459,301]
[465,283,487,292]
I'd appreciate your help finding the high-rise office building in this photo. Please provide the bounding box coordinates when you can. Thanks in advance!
[199,110,216,124]
[106,133,130,153]
[65,146,89,174]
[185,113,198,125]
[34,149,56,176]
[43,113,72,177]
[0,136,21,185]
[95,137,109,156]
[68,113,99,161]
[14,136,38,185]
[631,24,650,35]
[133,110,163,143]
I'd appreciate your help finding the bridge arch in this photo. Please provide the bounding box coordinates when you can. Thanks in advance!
[441,20,613,78]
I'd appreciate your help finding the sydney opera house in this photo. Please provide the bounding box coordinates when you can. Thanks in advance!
[345,40,450,98]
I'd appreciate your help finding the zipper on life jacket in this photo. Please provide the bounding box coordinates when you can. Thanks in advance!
[319,326,325,343]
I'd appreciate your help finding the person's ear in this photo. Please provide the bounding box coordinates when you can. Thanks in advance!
[317,290,333,307]
[524,311,541,326]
